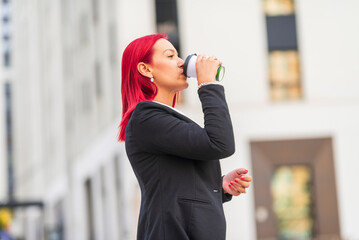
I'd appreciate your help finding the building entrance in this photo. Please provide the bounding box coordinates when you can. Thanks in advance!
[250,137,340,240]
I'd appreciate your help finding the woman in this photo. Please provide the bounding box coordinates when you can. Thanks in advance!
[119,34,252,240]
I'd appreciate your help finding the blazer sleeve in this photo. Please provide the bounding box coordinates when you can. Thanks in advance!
[131,84,235,161]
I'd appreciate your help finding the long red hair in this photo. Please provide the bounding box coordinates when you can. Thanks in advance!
[118,34,177,141]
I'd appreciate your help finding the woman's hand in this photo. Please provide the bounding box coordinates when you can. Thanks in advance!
[223,168,252,196]
[196,54,222,86]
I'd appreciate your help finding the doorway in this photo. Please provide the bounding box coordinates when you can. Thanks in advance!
[250,137,340,239]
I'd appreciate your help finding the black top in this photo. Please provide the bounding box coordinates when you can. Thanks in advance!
[125,84,235,240]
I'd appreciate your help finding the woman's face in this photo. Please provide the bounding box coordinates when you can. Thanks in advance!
[149,39,188,93]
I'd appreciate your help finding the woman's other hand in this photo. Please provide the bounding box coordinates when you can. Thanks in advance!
[196,54,222,86]
[223,168,252,196]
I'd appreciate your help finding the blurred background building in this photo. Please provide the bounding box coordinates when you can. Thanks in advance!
[1,0,359,239]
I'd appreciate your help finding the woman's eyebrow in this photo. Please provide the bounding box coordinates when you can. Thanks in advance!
[163,49,177,54]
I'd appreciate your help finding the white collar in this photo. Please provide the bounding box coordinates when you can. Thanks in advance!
[152,101,187,117]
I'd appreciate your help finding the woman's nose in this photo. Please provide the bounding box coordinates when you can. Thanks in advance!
[178,57,184,68]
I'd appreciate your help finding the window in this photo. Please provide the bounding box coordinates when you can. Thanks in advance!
[4,82,14,199]
[269,51,301,100]
[264,0,302,101]
[85,179,95,240]
[50,200,66,240]
[266,15,298,51]
[264,0,295,16]
[155,0,181,54]
[2,0,11,67]
[271,165,314,239]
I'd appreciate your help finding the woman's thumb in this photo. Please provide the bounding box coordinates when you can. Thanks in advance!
[235,168,248,176]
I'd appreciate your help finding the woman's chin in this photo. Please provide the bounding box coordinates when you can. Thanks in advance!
[181,81,189,90]
[178,77,189,89]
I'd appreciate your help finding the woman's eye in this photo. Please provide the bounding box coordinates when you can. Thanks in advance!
[168,55,174,58]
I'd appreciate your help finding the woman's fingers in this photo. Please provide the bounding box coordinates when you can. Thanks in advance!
[229,181,246,194]
[227,184,241,196]
[234,178,251,188]
[223,168,253,196]
[239,175,252,182]
[229,175,252,193]
[197,54,221,66]
[196,55,221,84]
[225,181,242,196]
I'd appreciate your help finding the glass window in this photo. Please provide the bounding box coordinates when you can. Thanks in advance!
[85,179,95,240]
[269,50,302,101]
[266,15,298,51]
[271,165,314,239]
[4,82,14,198]
[263,0,302,101]
[155,0,181,54]
[264,0,295,16]
[2,0,11,67]
[49,200,65,240]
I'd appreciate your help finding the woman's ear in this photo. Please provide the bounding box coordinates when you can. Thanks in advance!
[137,62,153,78]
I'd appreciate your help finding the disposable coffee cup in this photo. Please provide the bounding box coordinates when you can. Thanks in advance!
[183,53,225,81]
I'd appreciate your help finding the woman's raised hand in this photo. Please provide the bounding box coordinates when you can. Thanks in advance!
[196,54,222,86]
[222,168,252,196]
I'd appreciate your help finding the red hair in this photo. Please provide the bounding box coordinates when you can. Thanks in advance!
[118,34,178,141]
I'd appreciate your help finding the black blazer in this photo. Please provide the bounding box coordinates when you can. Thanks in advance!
[125,84,235,240]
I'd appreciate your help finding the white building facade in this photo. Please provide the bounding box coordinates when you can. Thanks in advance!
[178,1,359,240]
[0,58,6,206]
[1,0,12,210]
[9,0,145,239]
[2,0,358,240]
[0,2,7,203]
